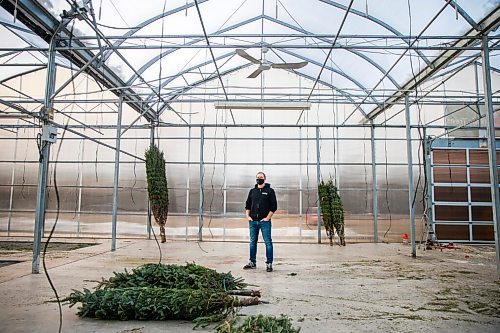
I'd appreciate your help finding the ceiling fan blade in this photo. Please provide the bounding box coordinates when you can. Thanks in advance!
[271,61,308,69]
[247,68,264,78]
[236,49,261,64]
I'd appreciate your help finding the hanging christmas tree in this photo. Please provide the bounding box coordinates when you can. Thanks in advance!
[145,144,169,243]
[318,178,345,246]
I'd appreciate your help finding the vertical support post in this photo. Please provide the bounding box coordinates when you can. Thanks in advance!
[32,21,64,273]
[198,126,205,241]
[7,126,19,236]
[315,126,322,244]
[111,95,123,251]
[299,127,303,240]
[481,35,500,273]
[185,124,191,241]
[405,95,417,258]
[474,61,482,130]
[147,123,154,240]
[223,126,228,241]
[370,123,378,243]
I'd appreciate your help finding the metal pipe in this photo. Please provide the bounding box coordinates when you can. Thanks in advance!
[371,123,378,242]
[32,18,69,274]
[111,95,123,251]
[7,125,19,235]
[405,95,417,258]
[198,126,205,241]
[147,123,154,240]
[316,126,322,244]
[481,35,500,274]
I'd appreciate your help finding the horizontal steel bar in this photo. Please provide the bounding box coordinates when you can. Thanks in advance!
[0,45,496,52]
[0,160,417,166]
[58,33,492,40]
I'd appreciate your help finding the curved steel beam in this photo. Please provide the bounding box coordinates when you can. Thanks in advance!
[156,63,253,117]
[274,48,379,105]
[144,52,235,103]
[127,15,262,86]
[292,70,368,117]
[318,0,431,66]
[102,0,209,63]
[150,47,373,116]
[158,61,367,119]
[0,65,46,84]
[147,46,379,108]
[264,15,401,88]
[142,14,401,110]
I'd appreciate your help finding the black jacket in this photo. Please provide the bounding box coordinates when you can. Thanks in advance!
[245,183,277,221]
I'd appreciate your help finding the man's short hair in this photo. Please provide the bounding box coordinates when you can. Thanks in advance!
[256,171,266,179]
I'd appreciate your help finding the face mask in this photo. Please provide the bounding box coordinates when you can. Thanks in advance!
[256,178,265,185]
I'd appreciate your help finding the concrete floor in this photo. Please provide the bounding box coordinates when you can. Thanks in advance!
[0,238,499,333]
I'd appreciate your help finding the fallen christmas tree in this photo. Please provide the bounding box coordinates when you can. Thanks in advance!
[63,263,261,324]
[65,287,259,321]
[96,262,247,291]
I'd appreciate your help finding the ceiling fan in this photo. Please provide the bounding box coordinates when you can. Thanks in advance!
[236,47,308,78]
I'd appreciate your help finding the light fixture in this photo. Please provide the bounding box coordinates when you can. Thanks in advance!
[214,101,311,110]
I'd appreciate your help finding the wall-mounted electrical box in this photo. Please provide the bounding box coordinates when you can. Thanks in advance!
[41,124,58,143]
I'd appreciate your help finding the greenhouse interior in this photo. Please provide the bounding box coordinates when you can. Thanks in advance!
[0,0,499,332]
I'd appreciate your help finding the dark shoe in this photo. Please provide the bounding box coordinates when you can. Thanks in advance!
[243,261,256,269]
[266,263,273,272]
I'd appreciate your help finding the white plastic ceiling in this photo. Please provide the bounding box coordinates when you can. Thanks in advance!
[0,0,498,124]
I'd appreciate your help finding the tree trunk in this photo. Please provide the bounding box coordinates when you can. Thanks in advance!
[231,296,260,307]
[159,224,166,243]
[228,289,261,297]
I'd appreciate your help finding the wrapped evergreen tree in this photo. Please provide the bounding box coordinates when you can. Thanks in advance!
[145,144,169,243]
[318,179,345,246]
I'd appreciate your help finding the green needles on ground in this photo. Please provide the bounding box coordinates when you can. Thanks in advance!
[215,314,300,333]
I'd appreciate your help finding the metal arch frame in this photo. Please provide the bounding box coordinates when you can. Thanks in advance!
[291,71,367,117]
[317,0,431,66]
[127,14,403,92]
[144,51,236,103]
[263,15,402,89]
[0,66,46,84]
[155,63,253,117]
[114,0,424,107]
[1,0,494,124]
[365,6,500,123]
[155,61,367,119]
[0,0,158,121]
[275,48,379,105]
[126,15,262,87]
[100,0,209,63]
[149,51,371,117]
[138,14,407,112]
[144,47,377,109]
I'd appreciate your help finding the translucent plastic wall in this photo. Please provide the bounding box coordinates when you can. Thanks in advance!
[1,65,498,243]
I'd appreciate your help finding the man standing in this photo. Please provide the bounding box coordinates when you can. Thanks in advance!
[244,171,277,272]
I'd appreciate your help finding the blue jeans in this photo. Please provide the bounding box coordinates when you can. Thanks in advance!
[249,220,273,264]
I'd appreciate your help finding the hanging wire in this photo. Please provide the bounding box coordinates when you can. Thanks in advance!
[130,133,138,206]
[407,0,428,245]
